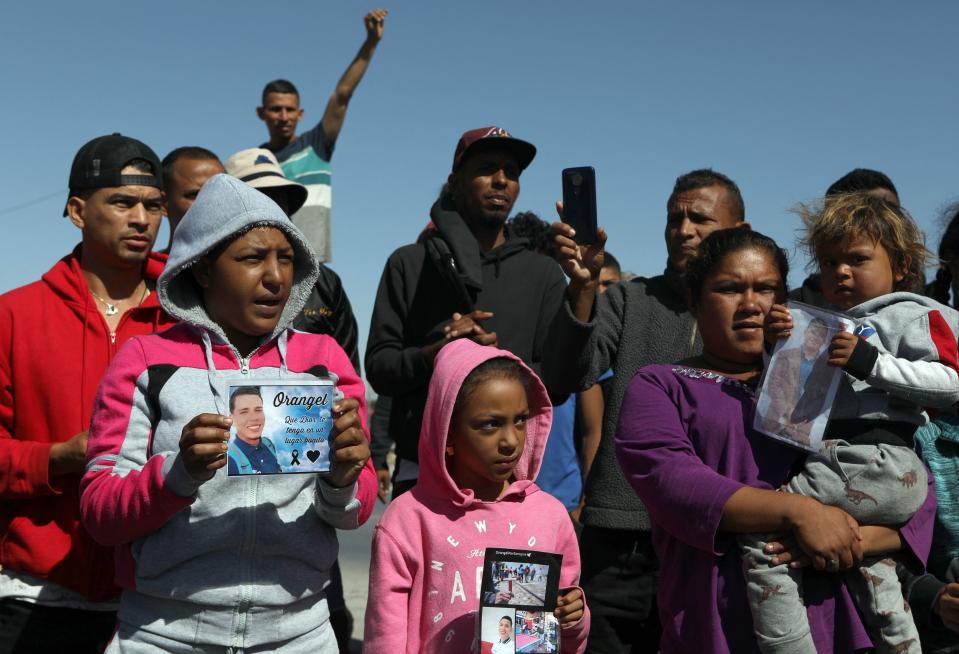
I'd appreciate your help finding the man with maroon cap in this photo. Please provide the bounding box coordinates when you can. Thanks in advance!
[0,133,175,652]
[365,126,566,498]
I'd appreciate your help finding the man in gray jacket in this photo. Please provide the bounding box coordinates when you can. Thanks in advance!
[544,169,747,653]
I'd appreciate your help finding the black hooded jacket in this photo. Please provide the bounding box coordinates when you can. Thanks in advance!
[365,199,566,463]
[293,264,360,371]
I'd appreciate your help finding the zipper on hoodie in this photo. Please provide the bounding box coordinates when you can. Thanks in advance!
[232,475,259,648]
[232,349,256,646]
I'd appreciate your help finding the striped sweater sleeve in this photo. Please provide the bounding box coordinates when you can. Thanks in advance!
[79,338,195,546]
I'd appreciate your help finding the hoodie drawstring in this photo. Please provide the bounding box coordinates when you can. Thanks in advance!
[277,331,289,376]
[202,329,292,415]
[201,331,228,415]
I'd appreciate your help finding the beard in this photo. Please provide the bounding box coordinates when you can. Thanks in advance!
[472,206,510,227]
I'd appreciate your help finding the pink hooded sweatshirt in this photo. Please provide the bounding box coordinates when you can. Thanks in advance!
[364,339,589,653]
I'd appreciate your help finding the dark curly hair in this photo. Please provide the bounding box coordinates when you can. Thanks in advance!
[826,168,898,202]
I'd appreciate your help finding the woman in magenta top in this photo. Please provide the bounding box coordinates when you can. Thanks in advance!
[614,228,935,653]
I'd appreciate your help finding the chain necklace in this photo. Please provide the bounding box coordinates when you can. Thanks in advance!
[90,284,149,317]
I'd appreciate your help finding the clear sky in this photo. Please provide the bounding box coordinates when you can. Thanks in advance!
[2,1,958,364]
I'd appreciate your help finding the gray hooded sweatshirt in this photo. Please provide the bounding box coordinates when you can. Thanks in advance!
[80,174,371,651]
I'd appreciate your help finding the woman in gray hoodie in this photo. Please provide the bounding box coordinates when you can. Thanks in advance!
[80,174,376,653]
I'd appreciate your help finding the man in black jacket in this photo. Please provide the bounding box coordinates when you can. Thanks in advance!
[545,169,747,653]
[365,126,566,498]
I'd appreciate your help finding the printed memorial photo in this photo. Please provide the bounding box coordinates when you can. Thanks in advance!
[754,301,855,451]
[478,549,562,653]
[226,380,335,475]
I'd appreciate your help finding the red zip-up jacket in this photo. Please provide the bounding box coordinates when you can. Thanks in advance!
[0,246,174,601]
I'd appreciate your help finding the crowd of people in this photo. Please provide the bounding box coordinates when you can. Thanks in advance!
[2,8,959,654]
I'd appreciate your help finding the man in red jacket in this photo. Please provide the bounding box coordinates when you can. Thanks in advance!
[0,133,175,653]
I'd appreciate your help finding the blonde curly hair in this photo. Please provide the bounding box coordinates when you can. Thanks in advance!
[800,193,929,293]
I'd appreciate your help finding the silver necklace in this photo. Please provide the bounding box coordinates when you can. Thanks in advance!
[90,285,149,317]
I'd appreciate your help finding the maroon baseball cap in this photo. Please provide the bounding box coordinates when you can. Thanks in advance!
[451,126,536,173]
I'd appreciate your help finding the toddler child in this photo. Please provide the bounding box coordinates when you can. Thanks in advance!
[742,193,959,654]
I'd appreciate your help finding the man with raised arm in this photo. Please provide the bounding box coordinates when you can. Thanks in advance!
[258,8,388,262]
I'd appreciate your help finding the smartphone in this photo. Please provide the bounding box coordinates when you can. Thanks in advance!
[561,166,598,244]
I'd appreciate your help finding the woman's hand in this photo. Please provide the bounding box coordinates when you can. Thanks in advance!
[326,399,371,488]
[554,587,584,626]
[763,304,793,344]
[788,496,864,570]
[769,524,902,570]
[179,414,232,481]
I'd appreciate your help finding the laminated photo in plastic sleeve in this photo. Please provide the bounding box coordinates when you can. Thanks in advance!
[754,301,855,452]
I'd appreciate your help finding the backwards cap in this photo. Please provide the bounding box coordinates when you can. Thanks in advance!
[65,133,161,216]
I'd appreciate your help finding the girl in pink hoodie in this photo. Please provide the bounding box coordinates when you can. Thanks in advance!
[364,339,589,653]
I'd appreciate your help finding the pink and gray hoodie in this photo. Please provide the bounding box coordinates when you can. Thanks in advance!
[363,339,589,653]
[78,174,376,650]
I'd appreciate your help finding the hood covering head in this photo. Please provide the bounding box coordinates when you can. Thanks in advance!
[157,173,319,346]
[417,339,553,507]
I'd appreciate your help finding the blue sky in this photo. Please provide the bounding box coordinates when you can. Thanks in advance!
[2,1,958,363]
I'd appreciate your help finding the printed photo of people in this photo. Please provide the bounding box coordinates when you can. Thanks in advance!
[755,303,852,451]
[487,561,550,607]
[514,611,559,653]
[480,609,516,654]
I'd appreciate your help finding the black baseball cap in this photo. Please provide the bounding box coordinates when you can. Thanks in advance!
[64,133,162,216]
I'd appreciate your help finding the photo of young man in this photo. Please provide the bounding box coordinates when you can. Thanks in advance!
[227,386,280,475]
